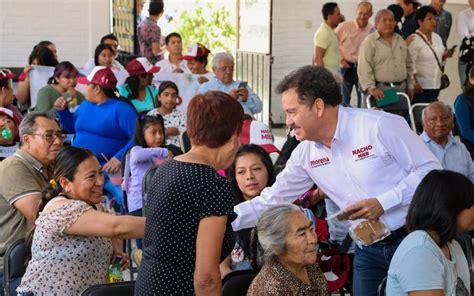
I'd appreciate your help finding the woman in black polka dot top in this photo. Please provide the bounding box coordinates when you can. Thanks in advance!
[135,91,244,295]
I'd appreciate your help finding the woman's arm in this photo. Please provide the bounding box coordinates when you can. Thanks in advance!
[130,146,168,164]
[219,256,232,279]
[64,209,145,239]
[16,66,32,105]
[194,215,227,296]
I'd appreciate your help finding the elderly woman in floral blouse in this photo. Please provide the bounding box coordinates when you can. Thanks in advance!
[248,204,328,295]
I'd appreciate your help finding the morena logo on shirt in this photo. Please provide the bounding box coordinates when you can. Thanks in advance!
[352,144,373,161]
[310,157,331,168]
[260,129,272,140]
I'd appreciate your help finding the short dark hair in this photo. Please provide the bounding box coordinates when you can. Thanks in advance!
[36,40,54,48]
[100,34,118,45]
[187,91,244,148]
[226,144,276,205]
[275,65,342,107]
[149,1,164,16]
[406,170,474,247]
[94,44,114,66]
[416,5,437,25]
[28,45,58,66]
[19,112,55,147]
[133,112,165,148]
[165,32,182,45]
[322,2,338,20]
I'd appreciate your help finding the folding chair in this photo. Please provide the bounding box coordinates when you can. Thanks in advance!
[81,281,135,296]
[179,131,191,153]
[141,165,159,217]
[366,92,411,122]
[120,149,135,280]
[221,270,257,296]
[409,103,429,134]
[3,239,28,296]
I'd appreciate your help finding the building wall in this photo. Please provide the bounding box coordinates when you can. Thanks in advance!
[270,0,470,125]
[0,0,111,68]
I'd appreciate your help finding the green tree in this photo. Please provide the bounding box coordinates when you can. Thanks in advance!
[173,0,236,59]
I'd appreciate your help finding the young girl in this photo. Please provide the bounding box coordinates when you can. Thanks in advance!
[147,81,186,148]
[221,144,276,277]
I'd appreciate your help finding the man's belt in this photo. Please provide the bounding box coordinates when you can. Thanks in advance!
[377,81,405,86]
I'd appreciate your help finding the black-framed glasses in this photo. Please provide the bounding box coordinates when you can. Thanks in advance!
[31,132,67,143]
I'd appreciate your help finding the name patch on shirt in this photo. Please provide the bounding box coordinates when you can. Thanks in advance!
[310,157,331,168]
[352,145,374,161]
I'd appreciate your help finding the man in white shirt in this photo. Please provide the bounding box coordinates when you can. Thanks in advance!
[233,65,441,296]
[457,1,474,87]
[421,101,474,182]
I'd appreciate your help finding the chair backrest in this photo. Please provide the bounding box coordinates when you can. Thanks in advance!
[3,239,28,296]
[221,270,257,296]
[378,276,387,296]
[120,149,132,214]
[81,281,135,296]
[180,131,191,153]
[409,103,430,134]
[141,165,159,216]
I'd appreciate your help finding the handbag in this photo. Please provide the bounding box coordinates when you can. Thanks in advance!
[416,32,450,90]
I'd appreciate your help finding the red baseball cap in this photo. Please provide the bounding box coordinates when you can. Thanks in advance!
[77,66,117,89]
[182,44,210,61]
[0,69,15,80]
[126,57,160,76]
[240,120,280,154]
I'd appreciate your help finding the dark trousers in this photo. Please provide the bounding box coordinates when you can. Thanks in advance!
[341,64,362,108]
[413,89,440,104]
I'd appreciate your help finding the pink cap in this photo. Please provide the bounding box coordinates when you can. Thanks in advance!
[240,120,280,154]
[182,44,210,61]
[77,66,117,89]
[126,57,160,76]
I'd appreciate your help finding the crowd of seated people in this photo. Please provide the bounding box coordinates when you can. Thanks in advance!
[1,1,474,295]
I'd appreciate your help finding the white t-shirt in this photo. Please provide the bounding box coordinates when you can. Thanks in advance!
[155,58,191,74]
[387,230,471,295]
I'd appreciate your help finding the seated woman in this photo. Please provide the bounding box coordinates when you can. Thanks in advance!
[247,204,328,295]
[386,170,473,295]
[36,61,85,117]
[135,91,244,295]
[455,66,474,159]
[117,57,160,113]
[182,43,214,84]
[82,44,116,75]
[55,66,137,208]
[147,81,186,148]
[220,144,276,277]
[16,44,58,108]
[16,146,145,295]
[0,69,23,123]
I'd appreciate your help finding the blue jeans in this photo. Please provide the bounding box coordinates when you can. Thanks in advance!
[341,65,362,107]
[352,237,404,296]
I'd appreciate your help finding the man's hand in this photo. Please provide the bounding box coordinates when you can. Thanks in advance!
[238,88,249,102]
[341,59,350,69]
[309,187,327,207]
[197,76,209,84]
[229,89,240,99]
[369,88,384,99]
[407,88,415,101]
[344,198,384,221]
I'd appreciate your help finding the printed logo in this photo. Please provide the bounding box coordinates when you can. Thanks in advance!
[260,129,272,140]
[352,144,374,161]
[310,157,331,168]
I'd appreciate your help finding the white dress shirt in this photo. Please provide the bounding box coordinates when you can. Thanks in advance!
[155,58,191,74]
[233,107,442,231]
[408,31,445,89]
[457,8,474,38]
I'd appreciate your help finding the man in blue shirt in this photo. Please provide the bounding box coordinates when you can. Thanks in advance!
[197,52,262,115]
[421,101,474,182]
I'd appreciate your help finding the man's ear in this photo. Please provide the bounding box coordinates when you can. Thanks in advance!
[313,98,325,117]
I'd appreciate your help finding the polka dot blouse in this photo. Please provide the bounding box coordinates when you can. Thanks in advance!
[135,160,236,295]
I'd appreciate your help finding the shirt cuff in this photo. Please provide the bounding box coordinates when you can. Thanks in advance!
[376,189,401,212]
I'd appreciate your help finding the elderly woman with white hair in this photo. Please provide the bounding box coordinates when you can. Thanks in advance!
[247,204,328,295]
[197,52,263,115]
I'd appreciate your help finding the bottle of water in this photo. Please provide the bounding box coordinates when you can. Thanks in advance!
[106,255,124,283]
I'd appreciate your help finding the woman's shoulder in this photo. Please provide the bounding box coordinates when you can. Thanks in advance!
[37,84,57,95]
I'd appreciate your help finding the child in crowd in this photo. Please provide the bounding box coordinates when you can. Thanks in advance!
[118,57,160,113]
[36,61,85,117]
[147,81,186,148]
[220,144,276,278]
[182,43,214,84]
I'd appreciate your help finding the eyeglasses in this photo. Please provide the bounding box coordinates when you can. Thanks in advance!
[217,66,234,72]
[31,132,67,143]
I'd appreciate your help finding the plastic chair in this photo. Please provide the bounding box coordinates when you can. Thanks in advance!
[221,270,257,296]
[3,239,28,296]
[409,103,429,134]
[366,92,411,121]
[141,165,159,217]
[179,131,191,153]
[81,281,135,296]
